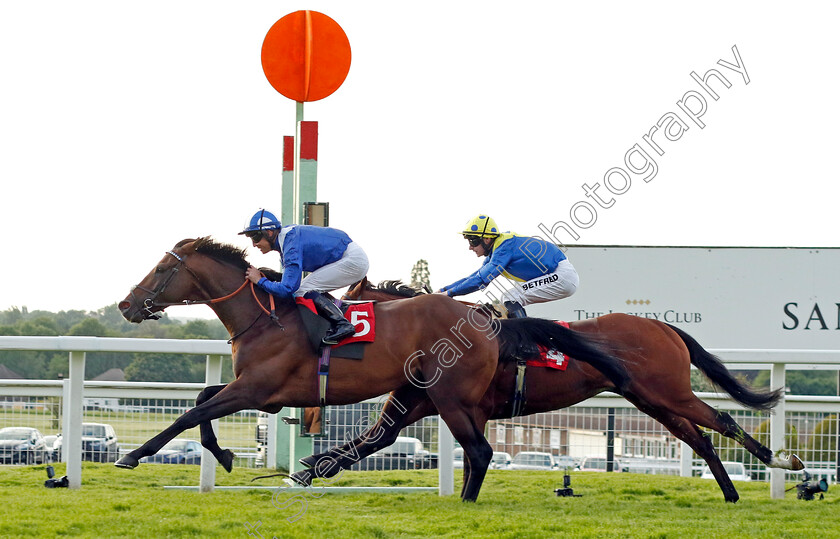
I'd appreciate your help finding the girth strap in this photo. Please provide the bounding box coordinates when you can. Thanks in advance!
[316,297,345,406]
[318,345,331,407]
[511,359,527,417]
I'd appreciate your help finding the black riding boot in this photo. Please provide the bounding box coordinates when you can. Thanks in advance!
[504,300,528,319]
[504,300,538,358]
[306,292,357,345]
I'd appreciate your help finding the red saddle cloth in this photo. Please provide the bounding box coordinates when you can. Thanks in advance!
[294,298,376,346]
[526,321,570,370]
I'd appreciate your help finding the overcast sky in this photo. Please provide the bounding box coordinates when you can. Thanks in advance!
[1,2,838,319]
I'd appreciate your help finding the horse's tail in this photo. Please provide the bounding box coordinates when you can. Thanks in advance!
[664,322,782,411]
[498,318,631,393]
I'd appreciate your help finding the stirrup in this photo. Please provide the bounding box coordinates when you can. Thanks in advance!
[504,300,527,319]
[322,322,356,345]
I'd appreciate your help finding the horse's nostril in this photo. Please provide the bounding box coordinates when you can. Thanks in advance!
[118,301,131,311]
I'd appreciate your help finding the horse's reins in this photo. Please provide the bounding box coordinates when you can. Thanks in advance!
[129,250,284,340]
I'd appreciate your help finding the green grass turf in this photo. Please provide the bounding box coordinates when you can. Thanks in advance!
[3,463,839,538]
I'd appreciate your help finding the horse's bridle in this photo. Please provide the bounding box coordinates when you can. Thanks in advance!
[128,249,284,342]
[129,250,194,320]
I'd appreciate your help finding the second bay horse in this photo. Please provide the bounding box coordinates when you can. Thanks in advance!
[295,278,803,503]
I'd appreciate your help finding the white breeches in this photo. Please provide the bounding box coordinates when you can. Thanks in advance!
[502,259,579,306]
[294,242,370,297]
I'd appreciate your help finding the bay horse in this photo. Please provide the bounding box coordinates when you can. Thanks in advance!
[115,238,631,501]
[296,278,804,503]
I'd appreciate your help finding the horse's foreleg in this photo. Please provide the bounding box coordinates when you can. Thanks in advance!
[292,385,433,486]
[429,391,491,502]
[442,410,492,502]
[461,454,472,499]
[115,383,255,469]
[194,384,236,473]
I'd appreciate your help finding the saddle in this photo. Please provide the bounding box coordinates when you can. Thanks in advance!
[295,297,375,360]
[511,321,571,417]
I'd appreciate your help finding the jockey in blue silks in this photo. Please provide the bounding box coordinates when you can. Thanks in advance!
[439,214,579,318]
[240,209,370,344]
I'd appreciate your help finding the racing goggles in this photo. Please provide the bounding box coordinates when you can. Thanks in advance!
[465,235,483,247]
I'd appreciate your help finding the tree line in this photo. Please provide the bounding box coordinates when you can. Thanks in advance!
[0,305,234,383]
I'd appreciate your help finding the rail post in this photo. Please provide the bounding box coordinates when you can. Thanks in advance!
[66,351,85,489]
[770,362,786,498]
[438,418,454,495]
[199,354,223,492]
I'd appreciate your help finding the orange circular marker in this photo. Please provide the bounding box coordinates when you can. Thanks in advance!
[261,10,352,102]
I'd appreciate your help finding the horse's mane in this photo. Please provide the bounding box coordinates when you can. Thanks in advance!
[370,279,428,298]
[187,237,283,280]
[191,237,249,270]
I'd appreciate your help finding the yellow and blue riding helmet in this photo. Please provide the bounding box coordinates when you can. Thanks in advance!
[461,215,500,238]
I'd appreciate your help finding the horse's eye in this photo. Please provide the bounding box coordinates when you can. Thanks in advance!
[155,266,165,274]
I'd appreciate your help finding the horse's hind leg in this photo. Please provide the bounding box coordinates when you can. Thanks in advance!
[195,384,235,472]
[709,410,803,471]
[672,416,739,502]
[627,396,740,502]
[662,395,803,471]
[292,385,434,486]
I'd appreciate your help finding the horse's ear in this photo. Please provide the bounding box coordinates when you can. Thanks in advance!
[342,277,364,300]
[260,267,283,281]
[174,238,197,251]
[362,276,369,289]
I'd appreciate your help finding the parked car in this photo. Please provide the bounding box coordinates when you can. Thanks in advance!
[52,434,63,461]
[509,451,557,470]
[43,434,61,462]
[700,461,751,481]
[578,456,627,472]
[141,439,202,465]
[354,436,436,471]
[453,447,464,469]
[80,423,120,462]
[490,451,512,470]
[554,455,580,470]
[453,449,510,470]
[0,427,49,465]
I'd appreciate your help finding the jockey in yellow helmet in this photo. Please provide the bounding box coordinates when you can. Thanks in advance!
[439,214,579,318]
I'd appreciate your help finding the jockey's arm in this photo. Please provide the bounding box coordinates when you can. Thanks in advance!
[256,262,301,298]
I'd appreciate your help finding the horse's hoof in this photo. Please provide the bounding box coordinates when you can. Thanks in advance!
[115,455,139,469]
[220,449,235,473]
[772,451,806,470]
[289,470,313,487]
[299,455,318,468]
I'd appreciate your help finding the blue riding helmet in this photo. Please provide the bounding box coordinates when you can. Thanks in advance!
[239,209,282,235]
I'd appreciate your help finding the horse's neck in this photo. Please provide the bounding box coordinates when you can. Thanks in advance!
[199,270,296,338]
